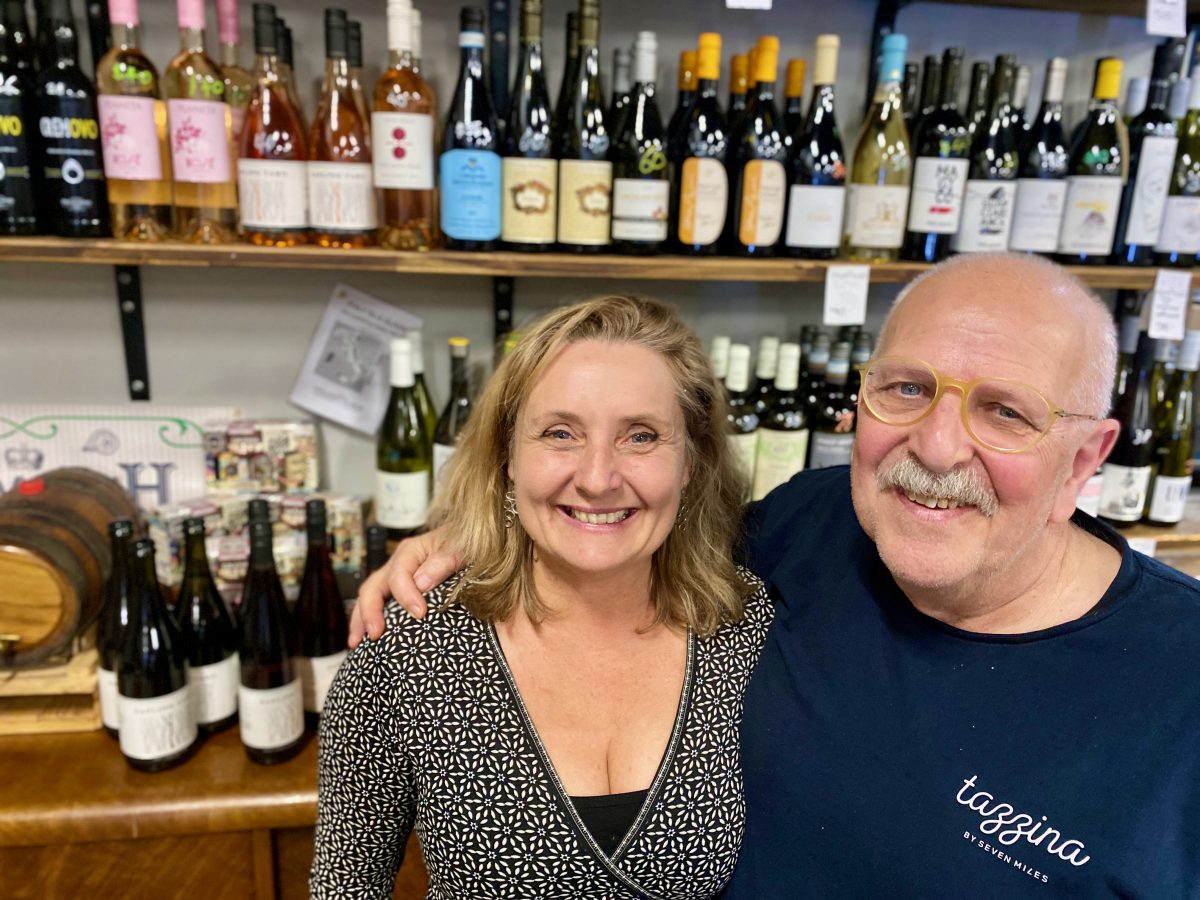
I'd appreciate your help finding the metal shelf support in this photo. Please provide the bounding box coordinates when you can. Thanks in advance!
[114,265,151,401]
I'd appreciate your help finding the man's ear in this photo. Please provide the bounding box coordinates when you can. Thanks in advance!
[1051,419,1120,523]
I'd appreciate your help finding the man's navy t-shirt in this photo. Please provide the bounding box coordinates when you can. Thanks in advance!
[724,467,1200,898]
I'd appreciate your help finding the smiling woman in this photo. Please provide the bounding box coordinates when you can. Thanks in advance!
[311,295,774,899]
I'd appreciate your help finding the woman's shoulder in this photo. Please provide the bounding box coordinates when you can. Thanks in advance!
[702,565,774,646]
[371,571,489,650]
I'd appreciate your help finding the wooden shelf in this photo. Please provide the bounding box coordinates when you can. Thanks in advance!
[0,236,1164,288]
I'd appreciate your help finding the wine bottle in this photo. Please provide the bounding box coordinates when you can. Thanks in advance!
[670,30,727,255]
[0,1,38,234]
[1099,331,1156,526]
[912,52,941,137]
[238,516,305,764]
[951,54,1019,254]
[1155,77,1200,267]
[1008,57,1069,255]
[95,0,171,241]
[117,538,197,773]
[346,19,370,128]
[722,35,786,256]
[552,11,578,133]
[377,336,432,541]
[725,342,758,497]
[34,0,107,237]
[97,518,135,740]
[440,6,501,250]
[365,522,388,575]
[727,53,748,130]
[842,32,910,262]
[782,57,805,139]
[164,0,238,243]
[216,0,253,143]
[433,336,472,486]
[609,47,630,133]
[1149,336,1173,419]
[309,8,376,248]
[373,0,438,252]
[176,516,238,735]
[709,334,731,385]
[1057,57,1125,264]
[1112,41,1182,265]
[610,30,668,253]
[901,46,970,263]
[554,0,611,253]
[411,7,423,70]
[501,0,556,251]
[665,49,697,156]
[410,330,437,442]
[1011,64,1031,136]
[807,342,854,469]
[964,61,990,137]
[276,15,305,129]
[901,62,920,137]
[1146,328,1198,525]
[237,2,308,247]
[751,342,807,502]
[784,34,844,260]
[752,334,779,415]
[293,499,348,727]
[804,332,830,407]
[1124,76,1149,125]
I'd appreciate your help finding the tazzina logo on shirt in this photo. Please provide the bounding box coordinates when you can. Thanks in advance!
[956,774,1091,883]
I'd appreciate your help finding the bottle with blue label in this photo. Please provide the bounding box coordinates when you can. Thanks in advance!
[439,6,501,250]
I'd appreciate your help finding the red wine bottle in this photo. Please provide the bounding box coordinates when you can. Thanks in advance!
[116,538,198,773]
[237,516,305,764]
[365,522,388,575]
[293,500,349,728]
[97,518,135,740]
[176,516,239,734]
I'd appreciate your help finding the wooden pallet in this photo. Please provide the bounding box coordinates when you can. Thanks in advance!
[0,647,100,736]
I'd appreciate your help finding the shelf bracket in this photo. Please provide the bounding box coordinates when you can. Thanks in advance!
[490,0,511,117]
[114,265,151,401]
[493,276,514,349]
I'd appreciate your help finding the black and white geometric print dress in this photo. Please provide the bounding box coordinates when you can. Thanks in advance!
[310,569,774,899]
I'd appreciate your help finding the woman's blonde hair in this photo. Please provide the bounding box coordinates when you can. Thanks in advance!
[428,294,750,636]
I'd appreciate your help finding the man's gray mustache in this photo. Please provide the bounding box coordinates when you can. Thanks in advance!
[876,455,1000,517]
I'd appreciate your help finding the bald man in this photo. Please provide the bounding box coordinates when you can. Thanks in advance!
[353,254,1200,897]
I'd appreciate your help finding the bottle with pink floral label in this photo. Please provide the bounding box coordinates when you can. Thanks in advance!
[165,0,239,242]
[96,0,173,241]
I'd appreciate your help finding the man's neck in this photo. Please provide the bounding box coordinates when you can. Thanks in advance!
[898,523,1123,634]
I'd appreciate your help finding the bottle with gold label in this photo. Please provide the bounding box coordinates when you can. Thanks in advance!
[670,31,726,255]
[610,30,667,253]
[96,0,173,241]
[501,0,556,250]
[722,35,786,256]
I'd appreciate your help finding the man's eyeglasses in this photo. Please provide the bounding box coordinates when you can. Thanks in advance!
[856,357,1101,454]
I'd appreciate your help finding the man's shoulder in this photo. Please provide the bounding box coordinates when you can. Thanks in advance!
[1129,551,1200,614]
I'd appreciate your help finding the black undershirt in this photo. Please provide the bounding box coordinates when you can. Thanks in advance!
[570,789,648,857]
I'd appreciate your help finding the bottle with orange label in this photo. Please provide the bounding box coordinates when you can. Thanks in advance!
[670,31,727,255]
[722,35,787,257]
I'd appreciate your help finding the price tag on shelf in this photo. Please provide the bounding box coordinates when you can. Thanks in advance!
[1148,268,1192,341]
[823,265,870,327]
[1146,0,1186,37]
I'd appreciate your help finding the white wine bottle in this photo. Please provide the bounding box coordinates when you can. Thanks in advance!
[725,343,758,497]
[752,342,808,501]
[433,337,473,487]
[376,337,433,540]
[843,33,911,262]
[1146,329,1199,525]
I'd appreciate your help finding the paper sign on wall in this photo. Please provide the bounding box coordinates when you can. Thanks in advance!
[1148,268,1192,341]
[1146,0,1186,37]
[823,265,870,326]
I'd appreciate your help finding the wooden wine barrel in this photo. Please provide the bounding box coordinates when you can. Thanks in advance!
[0,469,139,669]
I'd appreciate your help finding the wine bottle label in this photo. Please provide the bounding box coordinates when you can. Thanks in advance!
[166,98,232,183]
[808,431,855,469]
[237,159,308,229]
[308,161,378,231]
[906,157,969,234]
[1057,175,1123,254]
[1123,136,1178,246]
[1097,462,1152,522]
[371,111,435,190]
[295,650,348,714]
[752,428,809,501]
[784,184,845,249]
[1074,470,1105,518]
[376,469,430,529]
[98,664,120,731]
[117,685,197,761]
[951,179,1016,252]
[433,442,456,487]
[97,95,163,181]
[439,148,502,241]
[1148,474,1191,523]
[557,159,613,245]
[1155,196,1200,254]
[677,157,727,246]
[238,680,304,751]
[0,95,35,221]
[1008,178,1068,252]
[846,184,909,249]
[736,160,786,247]
[37,97,105,219]
[501,157,557,243]
[612,177,669,241]
[188,653,239,726]
[728,431,758,493]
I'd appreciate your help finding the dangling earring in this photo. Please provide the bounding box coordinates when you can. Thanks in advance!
[675,490,688,531]
[503,487,518,529]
